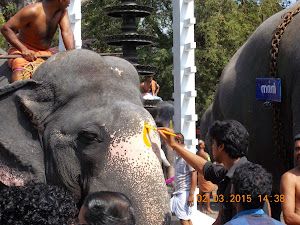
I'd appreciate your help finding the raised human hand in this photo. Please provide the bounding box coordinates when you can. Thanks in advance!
[157,127,178,148]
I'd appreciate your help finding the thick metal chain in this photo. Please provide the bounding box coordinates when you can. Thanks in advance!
[270,5,300,171]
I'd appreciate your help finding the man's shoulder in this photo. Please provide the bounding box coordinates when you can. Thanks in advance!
[18,2,42,16]
[282,168,299,181]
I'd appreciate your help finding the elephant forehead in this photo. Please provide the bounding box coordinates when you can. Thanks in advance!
[109,123,161,163]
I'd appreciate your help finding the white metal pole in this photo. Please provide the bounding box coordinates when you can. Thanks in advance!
[59,0,82,51]
[172,0,198,148]
[173,0,198,213]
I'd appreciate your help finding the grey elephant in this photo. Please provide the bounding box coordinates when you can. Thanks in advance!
[0,49,171,224]
[200,3,300,219]
[147,100,175,188]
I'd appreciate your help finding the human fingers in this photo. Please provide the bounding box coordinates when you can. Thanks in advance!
[187,201,194,207]
[22,50,36,62]
[157,127,173,145]
[157,127,175,133]
[28,50,37,61]
[157,129,169,142]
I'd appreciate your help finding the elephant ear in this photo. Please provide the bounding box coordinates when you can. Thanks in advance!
[0,80,54,187]
[14,81,55,127]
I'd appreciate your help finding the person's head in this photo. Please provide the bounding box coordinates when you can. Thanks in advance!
[146,76,153,82]
[78,191,136,225]
[198,140,205,150]
[0,182,78,225]
[175,133,184,145]
[232,162,272,211]
[209,120,249,160]
[294,134,300,164]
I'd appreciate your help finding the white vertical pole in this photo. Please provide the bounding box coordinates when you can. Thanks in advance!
[173,0,198,213]
[59,0,82,51]
[172,0,198,149]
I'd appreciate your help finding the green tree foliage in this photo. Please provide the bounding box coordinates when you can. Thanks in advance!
[195,0,283,124]
[82,0,121,53]
[137,0,173,99]
[0,12,6,50]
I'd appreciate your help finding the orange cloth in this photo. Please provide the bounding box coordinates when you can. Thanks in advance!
[198,172,217,193]
[7,41,52,72]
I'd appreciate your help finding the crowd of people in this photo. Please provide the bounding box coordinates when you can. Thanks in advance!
[158,120,300,225]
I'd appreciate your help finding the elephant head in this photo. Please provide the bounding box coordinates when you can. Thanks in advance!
[0,49,171,224]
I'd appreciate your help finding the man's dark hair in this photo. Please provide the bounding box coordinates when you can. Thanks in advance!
[209,120,249,158]
[232,162,272,210]
[0,183,78,225]
[83,191,136,225]
[175,133,184,144]
[295,134,300,142]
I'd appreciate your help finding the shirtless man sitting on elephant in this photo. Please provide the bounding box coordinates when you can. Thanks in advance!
[140,75,161,100]
[1,0,75,83]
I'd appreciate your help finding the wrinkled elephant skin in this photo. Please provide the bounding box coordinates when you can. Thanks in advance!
[0,49,171,224]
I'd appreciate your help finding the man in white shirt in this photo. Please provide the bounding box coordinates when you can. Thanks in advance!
[170,133,197,225]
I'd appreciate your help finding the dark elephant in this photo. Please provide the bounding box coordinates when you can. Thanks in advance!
[200,3,300,218]
[147,100,175,188]
[0,49,171,224]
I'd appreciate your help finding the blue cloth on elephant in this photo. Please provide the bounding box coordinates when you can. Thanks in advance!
[224,209,284,225]
[170,191,193,220]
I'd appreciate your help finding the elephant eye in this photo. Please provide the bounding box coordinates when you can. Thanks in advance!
[78,131,101,144]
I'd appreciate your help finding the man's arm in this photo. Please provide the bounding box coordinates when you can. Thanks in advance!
[157,127,207,174]
[1,6,37,61]
[140,83,145,96]
[281,171,300,225]
[59,9,75,50]
[151,81,156,96]
[154,82,159,96]
[213,206,222,225]
[187,171,197,206]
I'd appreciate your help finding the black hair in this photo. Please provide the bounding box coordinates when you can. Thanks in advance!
[0,182,78,225]
[232,162,272,210]
[209,120,249,158]
[175,133,184,144]
[294,134,300,142]
[83,191,136,225]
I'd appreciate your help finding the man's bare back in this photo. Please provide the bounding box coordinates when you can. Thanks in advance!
[1,0,74,82]
[281,138,300,224]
